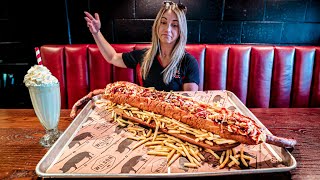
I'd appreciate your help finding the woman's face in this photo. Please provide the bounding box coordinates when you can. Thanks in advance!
[158,9,180,45]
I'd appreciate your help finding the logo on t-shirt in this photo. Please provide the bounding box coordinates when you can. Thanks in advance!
[174,70,181,78]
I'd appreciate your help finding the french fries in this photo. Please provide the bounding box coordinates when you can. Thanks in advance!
[99,101,251,169]
[115,103,237,146]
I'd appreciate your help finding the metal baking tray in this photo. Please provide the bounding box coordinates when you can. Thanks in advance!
[36,90,297,178]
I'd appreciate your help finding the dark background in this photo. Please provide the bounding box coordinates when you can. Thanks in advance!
[0,0,320,108]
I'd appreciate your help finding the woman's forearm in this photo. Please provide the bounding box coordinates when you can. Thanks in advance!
[92,31,117,63]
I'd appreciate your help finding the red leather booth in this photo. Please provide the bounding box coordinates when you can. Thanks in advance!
[40,44,320,109]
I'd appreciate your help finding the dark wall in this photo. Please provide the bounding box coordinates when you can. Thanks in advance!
[1,0,320,56]
[0,0,69,108]
[67,0,320,45]
[0,0,320,108]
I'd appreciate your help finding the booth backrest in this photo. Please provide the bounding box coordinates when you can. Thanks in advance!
[40,44,320,109]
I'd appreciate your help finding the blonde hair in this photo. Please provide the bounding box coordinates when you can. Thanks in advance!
[141,2,187,85]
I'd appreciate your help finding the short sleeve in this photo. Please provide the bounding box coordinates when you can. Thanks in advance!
[183,54,200,85]
[122,49,146,69]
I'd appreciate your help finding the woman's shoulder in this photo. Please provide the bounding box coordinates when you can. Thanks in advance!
[126,48,149,59]
[183,51,198,64]
[131,48,148,54]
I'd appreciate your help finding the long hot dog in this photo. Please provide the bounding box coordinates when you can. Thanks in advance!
[103,81,297,148]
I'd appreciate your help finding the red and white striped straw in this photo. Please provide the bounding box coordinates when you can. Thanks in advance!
[34,47,43,65]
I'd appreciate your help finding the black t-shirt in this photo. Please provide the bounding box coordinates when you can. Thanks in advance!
[122,49,200,91]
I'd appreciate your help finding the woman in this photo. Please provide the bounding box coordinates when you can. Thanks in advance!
[84,1,199,91]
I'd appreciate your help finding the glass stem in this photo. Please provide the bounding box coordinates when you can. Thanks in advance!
[46,128,59,136]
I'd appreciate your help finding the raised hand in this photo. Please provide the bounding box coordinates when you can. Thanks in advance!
[84,11,101,35]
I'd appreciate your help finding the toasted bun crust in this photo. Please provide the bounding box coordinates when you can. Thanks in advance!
[102,81,296,148]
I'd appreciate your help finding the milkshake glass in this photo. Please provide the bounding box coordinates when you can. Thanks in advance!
[24,65,62,147]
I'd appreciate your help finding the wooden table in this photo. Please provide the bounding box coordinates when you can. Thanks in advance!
[0,108,319,180]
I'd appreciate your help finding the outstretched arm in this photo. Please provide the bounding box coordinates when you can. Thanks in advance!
[84,11,126,68]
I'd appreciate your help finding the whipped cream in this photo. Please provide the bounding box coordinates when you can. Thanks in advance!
[24,65,59,87]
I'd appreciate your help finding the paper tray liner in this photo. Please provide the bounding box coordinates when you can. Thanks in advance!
[46,90,287,174]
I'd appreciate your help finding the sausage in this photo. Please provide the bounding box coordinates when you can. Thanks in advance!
[103,81,296,148]
[266,134,297,148]
[70,89,105,118]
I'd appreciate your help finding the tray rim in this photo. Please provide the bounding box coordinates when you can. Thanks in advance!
[35,100,94,177]
[35,90,297,178]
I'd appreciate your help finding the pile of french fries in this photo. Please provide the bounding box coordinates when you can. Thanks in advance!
[96,100,251,169]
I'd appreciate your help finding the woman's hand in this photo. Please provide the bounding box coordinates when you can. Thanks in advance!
[84,11,101,35]
[183,83,199,91]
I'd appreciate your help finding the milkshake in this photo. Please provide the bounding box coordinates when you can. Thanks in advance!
[24,65,62,147]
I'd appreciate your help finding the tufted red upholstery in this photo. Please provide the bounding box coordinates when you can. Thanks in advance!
[41,44,320,109]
